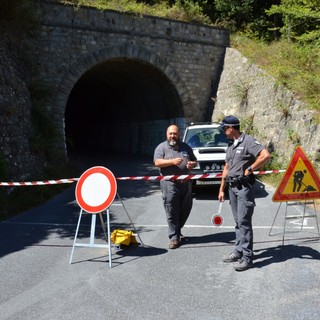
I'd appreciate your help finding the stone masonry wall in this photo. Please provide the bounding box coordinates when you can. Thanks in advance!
[0,1,230,179]
[0,36,37,180]
[33,1,230,150]
[213,47,320,167]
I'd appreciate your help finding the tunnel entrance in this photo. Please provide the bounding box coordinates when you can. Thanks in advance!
[65,58,184,158]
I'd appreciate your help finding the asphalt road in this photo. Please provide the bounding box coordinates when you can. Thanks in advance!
[1,154,320,320]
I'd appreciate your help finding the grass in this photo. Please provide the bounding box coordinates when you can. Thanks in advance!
[60,0,211,24]
[0,162,80,221]
[232,34,320,113]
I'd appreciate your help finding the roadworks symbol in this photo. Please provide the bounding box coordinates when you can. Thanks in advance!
[272,146,320,202]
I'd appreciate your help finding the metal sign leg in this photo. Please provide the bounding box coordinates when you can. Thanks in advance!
[269,200,320,246]
[269,203,282,236]
[116,192,144,246]
[69,209,112,267]
[99,212,108,242]
[107,208,112,268]
[90,214,96,246]
[70,209,83,264]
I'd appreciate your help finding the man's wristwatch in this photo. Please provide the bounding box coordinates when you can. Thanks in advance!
[247,166,253,173]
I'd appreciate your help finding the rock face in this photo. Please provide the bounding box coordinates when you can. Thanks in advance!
[0,36,37,180]
[213,47,320,167]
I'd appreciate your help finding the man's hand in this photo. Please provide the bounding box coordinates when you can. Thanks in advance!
[186,161,196,169]
[218,190,225,202]
[172,158,184,166]
[154,157,183,168]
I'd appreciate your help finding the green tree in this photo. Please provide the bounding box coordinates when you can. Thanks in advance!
[267,0,320,44]
[212,0,281,41]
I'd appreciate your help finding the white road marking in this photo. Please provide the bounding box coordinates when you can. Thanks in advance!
[2,221,315,229]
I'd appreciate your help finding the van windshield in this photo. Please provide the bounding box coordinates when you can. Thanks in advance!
[185,127,228,148]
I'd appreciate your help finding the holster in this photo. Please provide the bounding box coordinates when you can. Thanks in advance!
[238,174,255,187]
[225,174,255,188]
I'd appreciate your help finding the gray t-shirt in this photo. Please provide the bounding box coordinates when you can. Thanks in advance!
[226,133,264,177]
[154,140,197,176]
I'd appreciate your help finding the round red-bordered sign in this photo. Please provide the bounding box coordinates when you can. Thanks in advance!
[75,166,117,213]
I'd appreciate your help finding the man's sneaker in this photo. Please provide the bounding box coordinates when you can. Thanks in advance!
[169,239,180,249]
[223,252,241,263]
[180,234,186,242]
[234,259,253,271]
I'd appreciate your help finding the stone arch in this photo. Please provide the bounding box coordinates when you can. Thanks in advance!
[59,45,191,156]
[57,44,191,117]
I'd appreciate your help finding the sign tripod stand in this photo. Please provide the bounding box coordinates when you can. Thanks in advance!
[69,166,143,268]
[269,199,320,246]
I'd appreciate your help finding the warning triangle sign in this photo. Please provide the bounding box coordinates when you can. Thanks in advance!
[273,146,320,202]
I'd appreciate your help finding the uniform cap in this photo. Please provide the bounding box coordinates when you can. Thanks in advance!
[220,115,240,127]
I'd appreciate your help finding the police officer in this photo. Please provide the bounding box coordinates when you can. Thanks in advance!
[154,125,197,249]
[218,116,270,271]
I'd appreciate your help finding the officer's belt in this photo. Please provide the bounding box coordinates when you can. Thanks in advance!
[225,175,255,188]
[225,176,240,188]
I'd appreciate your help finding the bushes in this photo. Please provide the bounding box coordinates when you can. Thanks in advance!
[60,0,211,23]
[232,34,320,112]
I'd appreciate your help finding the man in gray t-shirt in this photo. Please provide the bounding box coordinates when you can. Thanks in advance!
[218,116,270,271]
[154,125,197,249]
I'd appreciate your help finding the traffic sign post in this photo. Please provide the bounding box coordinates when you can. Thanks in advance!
[70,166,117,267]
[270,147,320,244]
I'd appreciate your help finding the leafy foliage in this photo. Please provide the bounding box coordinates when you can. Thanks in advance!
[267,0,320,44]
[232,34,320,111]
[62,0,211,23]
[0,163,79,221]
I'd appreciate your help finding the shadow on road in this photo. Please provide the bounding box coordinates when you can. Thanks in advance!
[115,244,167,257]
[73,153,161,200]
[193,180,269,201]
[253,243,320,268]
[0,153,161,259]
[69,244,168,267]
[181,231,235,247]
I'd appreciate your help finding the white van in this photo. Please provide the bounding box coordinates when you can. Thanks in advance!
[182,122,228,187]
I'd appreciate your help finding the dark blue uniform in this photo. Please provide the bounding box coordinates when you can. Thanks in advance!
[226,133,264,262]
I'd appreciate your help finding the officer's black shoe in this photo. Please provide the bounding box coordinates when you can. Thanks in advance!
[223,252,241,263]
[234,259,253,271]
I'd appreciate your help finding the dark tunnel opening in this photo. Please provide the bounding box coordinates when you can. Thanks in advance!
[65,58,184,158]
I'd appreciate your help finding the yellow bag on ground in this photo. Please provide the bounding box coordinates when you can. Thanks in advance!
[111,229,138,246]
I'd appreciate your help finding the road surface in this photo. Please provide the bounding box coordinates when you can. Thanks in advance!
[1,155,320,320]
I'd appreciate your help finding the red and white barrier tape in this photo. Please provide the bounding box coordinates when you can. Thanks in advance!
[116,170,286,181]
[0,178,79,187]
[0,170,285,187]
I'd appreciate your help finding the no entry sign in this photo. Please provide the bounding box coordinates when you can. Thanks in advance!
[75,166,117,213]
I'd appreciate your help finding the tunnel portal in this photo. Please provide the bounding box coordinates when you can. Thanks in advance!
[65,58,184,157]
